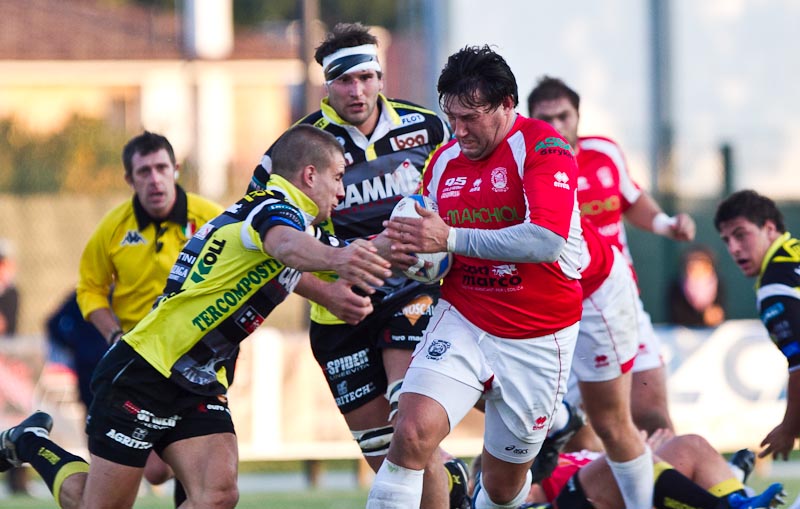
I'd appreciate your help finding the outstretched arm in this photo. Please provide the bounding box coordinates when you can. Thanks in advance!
[625,192,695,242]
[263,226,392,295]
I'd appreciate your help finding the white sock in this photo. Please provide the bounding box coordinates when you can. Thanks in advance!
[366,459,424,509]
[727,463,746,483]
[474,469,531,509]
[607,447,654,509]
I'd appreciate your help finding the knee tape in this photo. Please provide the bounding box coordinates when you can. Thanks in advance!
[352,426,394,457]
[386,379,403,421]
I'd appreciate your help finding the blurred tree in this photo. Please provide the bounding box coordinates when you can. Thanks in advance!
[0,116,128,195]
[122,0,399,29]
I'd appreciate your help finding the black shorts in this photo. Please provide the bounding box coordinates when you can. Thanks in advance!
[86,341,235,467]
[310,285,439,414]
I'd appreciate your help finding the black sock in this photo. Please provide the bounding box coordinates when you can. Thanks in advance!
[15,432,88,496]
[654,467,730,509]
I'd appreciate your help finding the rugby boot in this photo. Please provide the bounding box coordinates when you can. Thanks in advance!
[0,411,53,471]
[445,457,472,509]
[727,482,787,509]
[729,448,756,484]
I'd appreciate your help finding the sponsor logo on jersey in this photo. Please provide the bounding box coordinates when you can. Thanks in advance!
[597,167,615,188]
[441,176,468,199]
[534,137,573,156]
[136,409,178,429]
[553,171,570,190]
[334,381,376,407]
[194,222,215,240]
[462,264,523,290]
[762,302,785,322]
[390,129,429,151]
[190,239,226,283]
[190,259,287,332]
[120,230,146,246]
[327,348,370,377]
[580,196,621,217]
[425,339,451,360]
[492,264,518,278]
[490,167,508,192]
[446,206,522,226]
[401,294,434,326]
[577,176,589,191]
[469,178,482,193]
[340,160,420,208]
[169,265,189,280]
[400,113,425,126]
[594,354,610,369]
[184,220,197,238]
[532,415,548,431]
[236,306,265,334]
[132,428,148,441]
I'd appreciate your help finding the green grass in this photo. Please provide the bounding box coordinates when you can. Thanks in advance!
[1,490,370,508]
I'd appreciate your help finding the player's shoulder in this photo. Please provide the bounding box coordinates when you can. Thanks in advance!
[578,135,624,152]
[762,236,800,283]
[384,97,440,118]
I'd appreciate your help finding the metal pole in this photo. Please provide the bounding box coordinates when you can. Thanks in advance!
[301,0,320,114]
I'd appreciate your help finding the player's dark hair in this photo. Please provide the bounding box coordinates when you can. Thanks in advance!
[714,189,785,233]
[526,76,581,117]
[437,45,518,113]
[270,125,344,179]
[314,22,379,65]
[122,131,176,177]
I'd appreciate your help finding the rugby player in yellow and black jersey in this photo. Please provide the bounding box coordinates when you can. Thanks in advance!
[0,125,391,509]
[715,189,800,464]
[247,23,468,509]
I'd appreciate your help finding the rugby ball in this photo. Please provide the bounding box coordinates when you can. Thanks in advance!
[389,195,453,284]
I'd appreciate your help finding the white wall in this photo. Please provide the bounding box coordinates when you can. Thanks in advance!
[442,0,800,198]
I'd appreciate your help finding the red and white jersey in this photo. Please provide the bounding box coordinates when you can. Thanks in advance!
[541,450,601,502]
[579,217,614,298]
[576,135,642,265]
[423,115,582,339]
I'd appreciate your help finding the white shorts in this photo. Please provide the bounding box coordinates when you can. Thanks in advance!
[631,292,664,373]
[571,249,639,383]
[399,299,579,464]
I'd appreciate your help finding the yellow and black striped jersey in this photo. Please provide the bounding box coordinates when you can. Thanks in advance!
[122,175,335,396]
[756,232,800,372]
[249,94,451,323]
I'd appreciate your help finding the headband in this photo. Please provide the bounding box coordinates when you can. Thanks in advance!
[322,44,382,83]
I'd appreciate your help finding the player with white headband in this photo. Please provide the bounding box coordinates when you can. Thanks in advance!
[248,22,470,509]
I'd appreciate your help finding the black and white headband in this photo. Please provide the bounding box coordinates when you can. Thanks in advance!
[322,44,382,84]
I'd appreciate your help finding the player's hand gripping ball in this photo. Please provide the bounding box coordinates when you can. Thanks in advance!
[390,195,453,284]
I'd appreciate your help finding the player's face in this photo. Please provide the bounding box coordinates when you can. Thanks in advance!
[530,97,580,148]
[126,148,178,220]
[718,216,778,277]
[444,94,516,161]
[325,70,384,135]
[310,151,346,224]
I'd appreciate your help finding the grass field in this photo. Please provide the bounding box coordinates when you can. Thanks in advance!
[2,462,798,508]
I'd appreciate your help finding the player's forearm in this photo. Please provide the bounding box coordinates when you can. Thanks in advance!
[452,222,565,262]
[624,192,664,232]
[294,273,333,303]
[87,308,122,344]
[782,370,800,434]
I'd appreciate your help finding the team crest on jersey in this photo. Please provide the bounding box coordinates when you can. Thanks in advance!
[490,167,508,192]
[120,230,146,246]
[426,339,451,360]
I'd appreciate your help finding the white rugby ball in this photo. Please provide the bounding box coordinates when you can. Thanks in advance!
[389,195,453,284]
